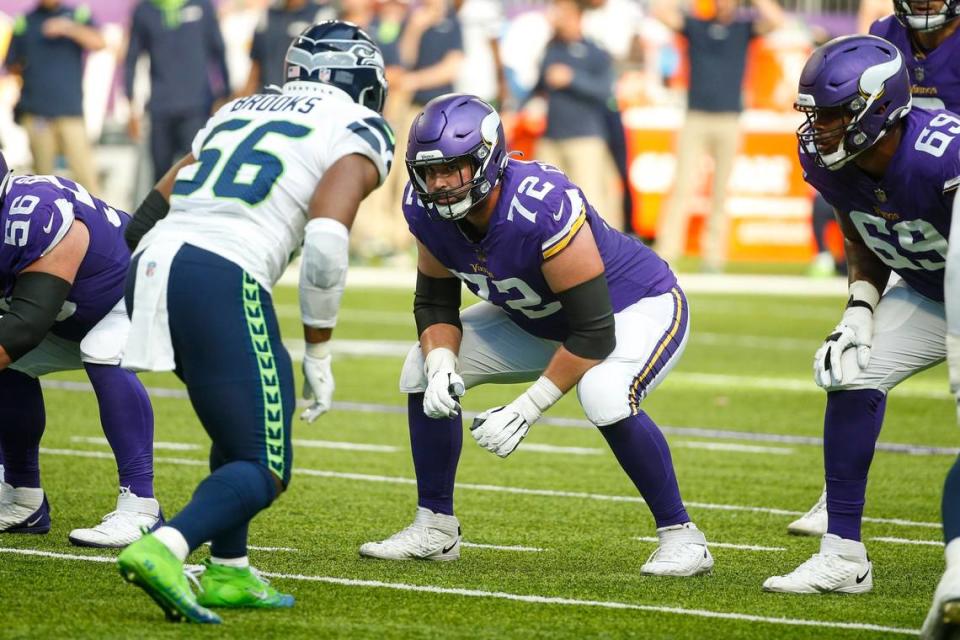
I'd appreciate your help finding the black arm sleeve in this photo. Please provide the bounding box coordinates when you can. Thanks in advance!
[125,189,170,251]
[413,270,462,337]
[0,272,72,361]
[557,274,616,360]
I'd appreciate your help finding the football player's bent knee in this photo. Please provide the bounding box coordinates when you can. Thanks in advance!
[578,369,631,427]
[399,343,428,393]
[300,218,349,328]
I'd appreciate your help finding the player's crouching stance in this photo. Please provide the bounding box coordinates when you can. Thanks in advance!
[765,35,959,594]
[115,21,393,623]
[359,94,713,577]
[0,153,161,547]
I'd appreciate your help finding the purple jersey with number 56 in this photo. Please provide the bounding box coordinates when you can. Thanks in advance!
[0,175,131,341]
[800,108,960,302]
[403,159,677,341]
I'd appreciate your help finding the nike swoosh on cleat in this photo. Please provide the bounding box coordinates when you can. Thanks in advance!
[855,569,870,584]
[248,589,270,600]
[26,515,43,527]
[442,540,458,554]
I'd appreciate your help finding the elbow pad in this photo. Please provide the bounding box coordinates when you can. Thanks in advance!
[557,274,616,360]
[299,218,349,329]
[125,189,170,251]
[414,270,462,337]
[0,272,72,361]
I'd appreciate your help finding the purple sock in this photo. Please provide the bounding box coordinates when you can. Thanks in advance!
[84,363,155,498]
[0,369,45,488]
[823,389,886,542]
[599,411,689,528]
[409,393,462,516]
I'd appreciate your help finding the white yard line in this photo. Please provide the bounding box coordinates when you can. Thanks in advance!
[673,441,794,455]
[634,537,786,552]
[43,380,959,457]
[461,542,545,552]
[870,536,944,547]
[70,436,202,451]
[43,448,939,529]
[0,546,916,635]
[292,439,400,453]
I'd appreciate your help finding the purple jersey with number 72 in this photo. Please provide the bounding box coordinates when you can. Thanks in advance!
[403,158,677,342]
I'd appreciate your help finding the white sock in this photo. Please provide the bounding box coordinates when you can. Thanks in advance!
[12,487,43,510]
[153,526,190,562]
[210,555,249,569]
[0,464,5,484]
[946,538,960,570]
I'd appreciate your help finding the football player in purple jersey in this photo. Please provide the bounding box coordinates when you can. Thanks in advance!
[763,35,960,594]
[870,0,960,112]
[792,0,960,543]
[358,93,714,576]
[0,152,160,547]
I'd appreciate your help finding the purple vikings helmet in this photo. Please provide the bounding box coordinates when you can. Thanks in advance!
[795,35,911,170]
[894,0,960,32]
[406,94,508,220]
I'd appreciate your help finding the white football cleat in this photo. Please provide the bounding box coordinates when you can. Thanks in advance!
[68,488,162,548]
[359,507,461,561]
[921,565,960,640]
[763,534,872,594]
[787,488,828,537]
[0,487,49,534]
[641,522,714,577]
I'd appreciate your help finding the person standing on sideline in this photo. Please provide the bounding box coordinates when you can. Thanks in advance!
[4,0,105,193]
[652,0,784,271]
[241,0,335,96]
[124,0,231,182]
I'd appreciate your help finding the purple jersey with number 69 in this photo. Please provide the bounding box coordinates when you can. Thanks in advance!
[0,175,131,341]
[800,108,960,302]
[403,159,677,341]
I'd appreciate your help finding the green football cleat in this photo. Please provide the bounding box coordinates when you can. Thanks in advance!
[197,560,295,609]
[117,534,222,624]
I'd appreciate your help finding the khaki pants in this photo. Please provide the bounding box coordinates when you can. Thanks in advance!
[655,110,740,270]
[537,136,623,231]
[352,98,421,259]
[21,114,100,194]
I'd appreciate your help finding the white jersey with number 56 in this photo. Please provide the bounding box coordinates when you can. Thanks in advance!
[140,83,394,290]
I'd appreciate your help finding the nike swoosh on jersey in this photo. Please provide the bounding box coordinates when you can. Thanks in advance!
[552,200,566,221]
[42,216,55,234]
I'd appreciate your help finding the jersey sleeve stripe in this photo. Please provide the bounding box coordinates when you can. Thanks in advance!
[41,199,76,257]
[943,175,960,193]
[541,188,585,258]
[542,207,586,259]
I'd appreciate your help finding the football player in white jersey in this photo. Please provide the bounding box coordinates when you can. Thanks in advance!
[115,21,394,623]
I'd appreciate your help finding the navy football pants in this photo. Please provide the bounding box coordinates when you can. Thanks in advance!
[128,243,294,487]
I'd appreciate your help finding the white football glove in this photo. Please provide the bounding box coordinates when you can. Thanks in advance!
[301,343,334,422]
[470,376,562,458]
[947,333,960,425]
[422,348,465,419]
[813,281,879,389]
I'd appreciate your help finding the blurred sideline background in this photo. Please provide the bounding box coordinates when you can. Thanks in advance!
[0,0,877,270]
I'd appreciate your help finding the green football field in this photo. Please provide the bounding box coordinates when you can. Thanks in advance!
[0,281,955,639]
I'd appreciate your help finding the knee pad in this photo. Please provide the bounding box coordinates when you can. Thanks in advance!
[577,367,632,427]
[399,343,427,393]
